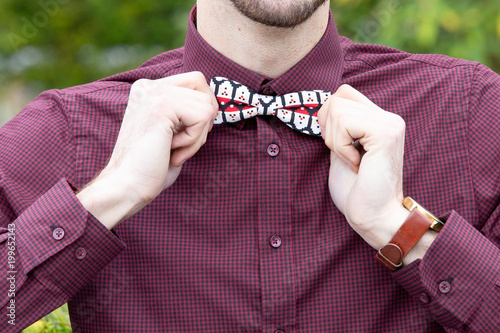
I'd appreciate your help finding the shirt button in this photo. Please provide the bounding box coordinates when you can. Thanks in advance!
[439,281,451,294]
[262,87,274,95]
[269,235,282,248]
[419,292,430,304]
[75,247,87,260]
[52,227,65,240]
[267,144,280,157]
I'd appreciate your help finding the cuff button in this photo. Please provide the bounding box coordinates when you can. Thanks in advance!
[439,281,451,294]
[75,248,87,260]
[52,227,65,240]
[419,292,430,304]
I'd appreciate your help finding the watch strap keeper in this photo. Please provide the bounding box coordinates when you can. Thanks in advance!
[375,209,433,271]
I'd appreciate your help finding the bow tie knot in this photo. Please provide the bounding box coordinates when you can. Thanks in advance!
[210,77,330,136]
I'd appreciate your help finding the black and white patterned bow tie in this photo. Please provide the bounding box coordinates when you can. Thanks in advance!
[210,77,331,136]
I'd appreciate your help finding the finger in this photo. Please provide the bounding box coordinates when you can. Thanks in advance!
[170,127,210,166]
[169,93,217,145]
[333,84,378,108]
[170,108,214,165]
[170,117,212,151]
[320,94,367,147]
[157,90,215,137]
[161,71,219,118]
[173,90,218,133]
[160,71,209,90]
[334,114,365,173]
[322,104,334,150]
[323,95,363,149]
[317,98,331,141]
[164,74,218,166]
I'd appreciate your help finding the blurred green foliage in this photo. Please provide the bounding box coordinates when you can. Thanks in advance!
[332,0,500,71]
[23,305,71,333]
[0,0,196,90]
[0,0,497,332]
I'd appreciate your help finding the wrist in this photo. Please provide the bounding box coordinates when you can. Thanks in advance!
[378,205,411,248]
[362,203,410,250]
[77,171,142,230]
[376,197,443,270]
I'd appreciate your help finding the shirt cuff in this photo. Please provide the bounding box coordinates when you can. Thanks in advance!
[392,210,500,330]
[15,179,126,296]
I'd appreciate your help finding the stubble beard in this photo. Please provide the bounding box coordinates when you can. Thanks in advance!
[230,0,328,28]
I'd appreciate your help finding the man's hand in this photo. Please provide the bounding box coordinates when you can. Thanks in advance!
[318,84,410,250]
[77,72,219,229]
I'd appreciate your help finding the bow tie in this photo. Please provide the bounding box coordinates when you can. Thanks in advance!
[210,77,331,136]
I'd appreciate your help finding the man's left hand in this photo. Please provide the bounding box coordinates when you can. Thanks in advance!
[318,84,410,250]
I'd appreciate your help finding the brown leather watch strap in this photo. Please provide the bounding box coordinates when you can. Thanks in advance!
[375,209,433,271]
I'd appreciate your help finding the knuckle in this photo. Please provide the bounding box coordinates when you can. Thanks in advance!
[190,71,207,83]
[335,84,353,95]
[131,78,149,90]
[131,78,158,96]
[185,135,198,146]
[332,138,343,154]
[337,114,349,128]
[128,79,155,106]
[200,103,217,120]
[390,114,406,132]
[198,108,214,123]
[212,104,219,117]
[384,120,406,141]
[328,96,344,113]
[200,93,213,105]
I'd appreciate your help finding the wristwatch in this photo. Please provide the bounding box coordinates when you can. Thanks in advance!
[375,197,445,271]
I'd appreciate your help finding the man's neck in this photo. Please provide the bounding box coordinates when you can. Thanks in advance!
[196,1,330,79]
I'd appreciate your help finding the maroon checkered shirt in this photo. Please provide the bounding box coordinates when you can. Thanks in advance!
[1,6,500,333]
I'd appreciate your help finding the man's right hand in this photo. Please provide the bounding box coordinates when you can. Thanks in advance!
[77,72,219,229]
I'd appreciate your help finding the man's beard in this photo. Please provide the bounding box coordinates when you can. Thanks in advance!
[230,0,328,28]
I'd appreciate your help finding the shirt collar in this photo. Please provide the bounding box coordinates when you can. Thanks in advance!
[183,5,345,95]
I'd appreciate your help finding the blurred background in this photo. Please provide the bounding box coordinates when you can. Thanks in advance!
[2,0,500,128]
[0,0,498,331]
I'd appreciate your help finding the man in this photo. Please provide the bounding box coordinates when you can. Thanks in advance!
[1,0,499,331]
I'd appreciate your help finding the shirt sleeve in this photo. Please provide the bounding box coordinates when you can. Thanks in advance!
[392,63,500,332]
[393,212,500,332]
[0,90,126,331]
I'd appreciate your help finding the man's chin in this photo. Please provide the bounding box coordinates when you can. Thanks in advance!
[230,0,328,28]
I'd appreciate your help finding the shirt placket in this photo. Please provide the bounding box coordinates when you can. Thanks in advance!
[256,116,296,333]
